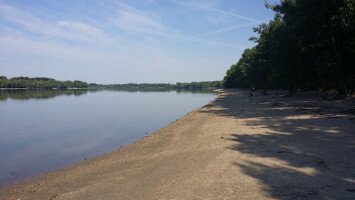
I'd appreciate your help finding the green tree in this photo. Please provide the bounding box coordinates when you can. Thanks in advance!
[223,0,355,96]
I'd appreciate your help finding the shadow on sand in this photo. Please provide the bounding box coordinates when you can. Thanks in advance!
[203,90,355,199]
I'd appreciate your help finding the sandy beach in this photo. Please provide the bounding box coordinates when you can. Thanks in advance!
[1,90,354,200]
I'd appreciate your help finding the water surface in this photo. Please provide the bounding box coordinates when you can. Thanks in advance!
[0,90,216,185]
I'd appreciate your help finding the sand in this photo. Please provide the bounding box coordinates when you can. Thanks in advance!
[0,90,354,200]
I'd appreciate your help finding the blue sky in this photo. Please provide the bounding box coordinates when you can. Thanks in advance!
[0,0,277,84]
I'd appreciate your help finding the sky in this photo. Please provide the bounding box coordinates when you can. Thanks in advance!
[0,0,277,84]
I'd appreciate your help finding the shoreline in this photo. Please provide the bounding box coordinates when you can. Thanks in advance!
[1,90,354,199]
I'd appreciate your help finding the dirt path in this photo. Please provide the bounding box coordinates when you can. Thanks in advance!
[1,90,354,200]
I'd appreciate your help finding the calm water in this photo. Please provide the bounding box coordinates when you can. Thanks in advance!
[0,90,216,186]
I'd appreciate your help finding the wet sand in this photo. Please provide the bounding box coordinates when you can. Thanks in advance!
[1,90,354,199]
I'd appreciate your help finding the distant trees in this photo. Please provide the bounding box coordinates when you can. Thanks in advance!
[105,83,175,91]
[175,81,222,90]
[0,76,222,91]
[223,0,355,96]
[105,81,222,91]
[0,76,89,89]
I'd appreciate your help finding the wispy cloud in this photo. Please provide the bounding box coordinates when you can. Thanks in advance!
[169,0,261,23]
[213,7,237,25]
[0,4,113,45]
[168,0,260,37]
[183,36,246,49]
[57,20,113,44]
[107,2,246,49]
[0,2,245,51]
[204,22,258,35]
[169,0,223,11]
[204,7,261,23]
[111,3,167,36]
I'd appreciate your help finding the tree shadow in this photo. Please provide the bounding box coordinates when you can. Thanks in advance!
[205,90,355,199]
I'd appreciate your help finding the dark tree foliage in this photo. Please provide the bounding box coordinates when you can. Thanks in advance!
[0,76,89,89]
[105,81,222,91]
[0,75,221,91]
[223,0,355,96]
[105,83,175,91]
[175,81,222,90]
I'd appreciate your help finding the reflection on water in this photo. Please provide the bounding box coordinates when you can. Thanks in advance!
[0,89,90,101]
[0,90,216,186]
[0,89,214,101]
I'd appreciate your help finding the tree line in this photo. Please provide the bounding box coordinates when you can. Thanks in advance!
[223,0,354,96]
[103,81,222,91]
[0,76,88,89]
[0,76,222,91]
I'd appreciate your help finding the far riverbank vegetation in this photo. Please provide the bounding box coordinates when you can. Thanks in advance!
[0,76,222,91]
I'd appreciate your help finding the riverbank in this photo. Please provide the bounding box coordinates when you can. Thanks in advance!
[1,90,354,199]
